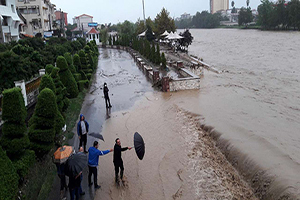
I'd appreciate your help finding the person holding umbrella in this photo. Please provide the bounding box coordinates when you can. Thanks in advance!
[69,171,82,200]
[114,138,132,184]
[103,82,112,108]
[88,141,113,189]
[77,114,89,153]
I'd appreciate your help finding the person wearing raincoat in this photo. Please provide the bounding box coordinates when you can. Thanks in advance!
[103,82,112,108]
[77,114,89,153]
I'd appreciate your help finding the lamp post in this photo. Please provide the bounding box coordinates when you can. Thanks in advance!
[142,0,146,25]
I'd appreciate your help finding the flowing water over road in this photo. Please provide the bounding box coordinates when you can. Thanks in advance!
[184,29,300,198]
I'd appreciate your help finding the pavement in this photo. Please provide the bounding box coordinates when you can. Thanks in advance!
[48,48,153,200]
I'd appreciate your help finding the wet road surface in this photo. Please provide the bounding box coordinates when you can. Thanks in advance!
[49,48,153,200]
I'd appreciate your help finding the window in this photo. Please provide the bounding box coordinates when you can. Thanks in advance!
[0,0,6,6]
[11,5,15,13]
[18,0,24,2]
[28,7,37,14]
[2,16,8,26]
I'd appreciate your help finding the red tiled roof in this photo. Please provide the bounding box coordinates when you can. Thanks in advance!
[75,14,93,19]
[87,28,99,34]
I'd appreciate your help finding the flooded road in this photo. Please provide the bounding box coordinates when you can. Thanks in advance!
[80,48,257,200]
[184,29,300,198]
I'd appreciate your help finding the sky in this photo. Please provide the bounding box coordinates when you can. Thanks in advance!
[51,0,261,25]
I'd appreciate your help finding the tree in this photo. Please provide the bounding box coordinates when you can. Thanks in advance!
[0,147,19,200]
[73,53,81,72]
[161,52,167,69]
[238,7,253,26]
[156,43,161,65]
[150,43,156,63]
[45,64,54,74]
[257,0,275,29]
[146,25,155,41]
[179,29,193,48]
[135,18,146,35]
[100,28,108,47]
[57,56,79,98]
[39,74,56,93]
[0,88,29,159]
[232,0,235,7]
[247,0,250,7]
[154,8,176,34]
[51,67,69,112]
[108,35,112,45]
[64,52,76,74]
[28,88,57,157]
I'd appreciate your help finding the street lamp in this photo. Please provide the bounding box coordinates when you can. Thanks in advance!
[142,0,145,25]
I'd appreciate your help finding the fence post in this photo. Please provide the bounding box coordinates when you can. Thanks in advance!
[14,80,27,106]
[39,69,45,76]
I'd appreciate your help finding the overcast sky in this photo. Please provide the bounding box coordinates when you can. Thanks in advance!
[51,0,261,25]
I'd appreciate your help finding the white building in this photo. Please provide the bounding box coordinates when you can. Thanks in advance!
[86,27,100,45]
[210,0,229,13]
[16,0,56,37]
[72,14,95,38]
[0,0,21,43]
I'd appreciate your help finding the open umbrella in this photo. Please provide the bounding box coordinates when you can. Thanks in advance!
[89,132,105,141]
[134,132,145,160]
[65,152,88,177]
[53,146,74,164]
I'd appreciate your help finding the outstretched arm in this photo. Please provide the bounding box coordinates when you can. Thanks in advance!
[121,147,132,151]
[98,149,113,156]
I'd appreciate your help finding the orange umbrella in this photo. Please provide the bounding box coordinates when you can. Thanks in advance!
[53,146,75,164]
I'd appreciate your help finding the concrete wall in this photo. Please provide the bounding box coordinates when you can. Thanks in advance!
[169,78,200,92]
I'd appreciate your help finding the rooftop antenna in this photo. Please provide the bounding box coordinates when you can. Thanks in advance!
[142,0,146,25]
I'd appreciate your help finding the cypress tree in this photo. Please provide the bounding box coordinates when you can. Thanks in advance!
[28,88,57,157]
[51,67,69,112]
[79,50,88,72]
[45,64,54,74]
[73,54,81,72]
[156,44,161,65]
[57,56,79,98]
[151,43,156,63]
[161,52,167,69]
[39,74,56,93]
[64,52,76,74]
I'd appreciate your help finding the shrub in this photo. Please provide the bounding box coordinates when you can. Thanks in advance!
[0,88,29,159]
[64,52,76,74]
[86,73,92,80]
[79,70,88,81]
[79,50,88,72]
[28,88,57,157]
[39,74,56,93]
[45,64,54,74]
[77,80,89,92]
[13,150,35,179]
[0,147,19,200]
[161,52,166,69]
[57,56,79,98]
[51,67,69,112]
[156,44,161,64]
[73,73,82,82]
[73,54,81,72]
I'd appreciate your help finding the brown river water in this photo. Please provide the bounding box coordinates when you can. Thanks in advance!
[184,29,300,198]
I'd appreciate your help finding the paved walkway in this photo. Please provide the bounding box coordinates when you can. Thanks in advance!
[48,48,153,200]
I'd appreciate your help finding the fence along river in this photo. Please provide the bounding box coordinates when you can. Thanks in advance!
[185,28,300,198]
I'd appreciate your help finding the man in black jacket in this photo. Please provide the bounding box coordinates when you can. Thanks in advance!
[114,138,131,183]
[103,82,112,108]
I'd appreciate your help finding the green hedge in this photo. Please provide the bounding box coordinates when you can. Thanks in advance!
[2,122,27,138]
[73,73,82,82]
[2,87,26,123]
[45,64,54,74]
[1,135,30,157]
[51,67,69,112]
[64,52,76,74]
[0,147,19,200]
[13,149,35,179]
[77,80,89,92]
[73,53,81,72]
[86,73,92,80]
[39,74,56,93]
[57,56,79,98]
[29,88,57,157]
[79,50,88,71]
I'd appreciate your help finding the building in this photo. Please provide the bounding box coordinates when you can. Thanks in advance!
[71,14,96,38]
[180,13,191,20]
[0,0,21,43]
[16,0,56,37]
[55,10,67,26]
[210,0,229,14]
[86,27,100,45]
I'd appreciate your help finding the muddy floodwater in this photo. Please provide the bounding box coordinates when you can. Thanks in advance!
[184,29,300,198]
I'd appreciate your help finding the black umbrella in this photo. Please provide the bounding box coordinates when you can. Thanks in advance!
[134,132,145,160]
[65,152,88,177]
[89,132,105,141]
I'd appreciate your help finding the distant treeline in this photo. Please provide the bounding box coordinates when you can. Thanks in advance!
[257,0,300,30]
[175,11,228,29]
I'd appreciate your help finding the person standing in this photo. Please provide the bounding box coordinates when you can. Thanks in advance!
[55,162,67,199]
[114,138,132,184]
[103,82,112,108]
[77,114,89,153]
[88,141,113,189]
[69,171,82,200]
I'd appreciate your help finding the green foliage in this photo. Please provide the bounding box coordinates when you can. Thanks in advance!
[191,11,221,28]
[0,147,19,200]
[79,70,88,81]
[179,30,193,48]
[77,80,89,92]
[78,50,88,71]
[57,56,79,98]
[64,52,76,73]
[45,64,54,74]
[73,54,81,72]
[155,8,176,34]
[238,7,253,26]
[29,88,57,157]
[161,52,167,69]
[146,25,155,41]
[86,73,92,80]
[156,43,161,64]
[39,74,56,93]
[73,73,82,82]
[51,67,69,112]
[109,35,112,45]
[13,150,35,179]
